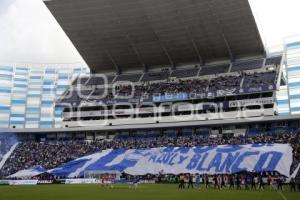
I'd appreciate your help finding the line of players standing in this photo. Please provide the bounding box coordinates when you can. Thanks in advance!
[178,173,299,191]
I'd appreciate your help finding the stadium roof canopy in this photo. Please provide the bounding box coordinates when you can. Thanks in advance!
[45,0,265,73]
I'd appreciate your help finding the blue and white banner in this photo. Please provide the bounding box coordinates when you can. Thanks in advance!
[49,144,293,177]
[7,166,46,179]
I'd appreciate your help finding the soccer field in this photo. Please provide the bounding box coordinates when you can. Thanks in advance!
[0,184,299,200]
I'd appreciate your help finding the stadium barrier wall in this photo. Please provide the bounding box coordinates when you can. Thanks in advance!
[65,178,99,184]
[63,108,275,128]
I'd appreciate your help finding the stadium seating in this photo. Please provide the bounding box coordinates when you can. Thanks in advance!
[208,75,242,91]
[60,70,278,107]
[85,75,115,86]
[88,88,110,100]
[141,71,170,82]
[231,59,264,72]
[61,89,92,104]
[170,67,200,78]
[242,71,276,89]
[0,134,17,169]
[73,76,89,85]
[199,64,230,76]
[1,128,299,178]
[115,79,209,98]
[265,56,282,66]
[115,73,142,82]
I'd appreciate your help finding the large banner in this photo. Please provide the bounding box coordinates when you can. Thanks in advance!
[7,166,46,179]
[50,144,292,177]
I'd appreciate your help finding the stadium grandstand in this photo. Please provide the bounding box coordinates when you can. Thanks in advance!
[0,0,300,198]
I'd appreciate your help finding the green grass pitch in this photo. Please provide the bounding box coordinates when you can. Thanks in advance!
[0,184,299,200]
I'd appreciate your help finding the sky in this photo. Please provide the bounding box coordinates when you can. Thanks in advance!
[0,0,300,66]
[0,0,84,65]
[249,0,300,52]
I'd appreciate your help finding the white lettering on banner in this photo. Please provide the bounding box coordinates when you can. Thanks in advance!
[176,104,194,112]
[38,180,53,184]
[229,98,274,108]
[50,144,293,177]
[65,178,99,184]
[9,180,38,185]
[64,107,164,118]
[247,87,263,93]
[217,88,237,96]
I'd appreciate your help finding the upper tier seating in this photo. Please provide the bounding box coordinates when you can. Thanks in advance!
[199,64,230,76]
[72,76,89,85]
[141,71,170,82]
[209,75,242,91]
[170,67,200,78]
[60,71,278,104]
[88,88,113,101]
[116,79,208,97]
[86,75,115,85]
[61,89,92,104]
[115,73,142,82]
[231,59,264,72]
[265,56,282,66]
[242,71,276,89]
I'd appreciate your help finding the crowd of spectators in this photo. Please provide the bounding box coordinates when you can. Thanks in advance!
[114,71,275,98]
[0,141,102,178]
[115,79,209,97]
[243,71,276,89]
[0,129,299,178]
[0,134,17,162]
[63,71,277,105]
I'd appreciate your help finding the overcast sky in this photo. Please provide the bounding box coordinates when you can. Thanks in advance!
[0,0,84,65]
[0,0,300,66]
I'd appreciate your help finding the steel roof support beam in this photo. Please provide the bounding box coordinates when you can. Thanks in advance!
[104,50,121,75]
[190,35,205,66]
[208,0,235,62]
[175,8,205,66]
[125,35,147,72]
[152,31,175,68]
[162,45,175,69]
[221,32,235,62]
[186,27,205,66]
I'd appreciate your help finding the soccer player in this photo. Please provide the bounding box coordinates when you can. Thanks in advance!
[277,176,283,191]
[236,174,241,190]
[244,174,250,190]
[290,178,296,192]
[128,175,134,188]
[195,174,201,189]
[258,175,264,190]
[178,174,185,189]
[220,175,225,189]
[187,174,194,189]
[205,174,210,189]
[133,176,140,189]
[251,175,257,190]
[213,174,219,189]
[267,174,272,190]
[229,175,234,189]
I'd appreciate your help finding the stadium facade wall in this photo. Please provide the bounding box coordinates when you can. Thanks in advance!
[277,39,300,115]
[0,64,88,129]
